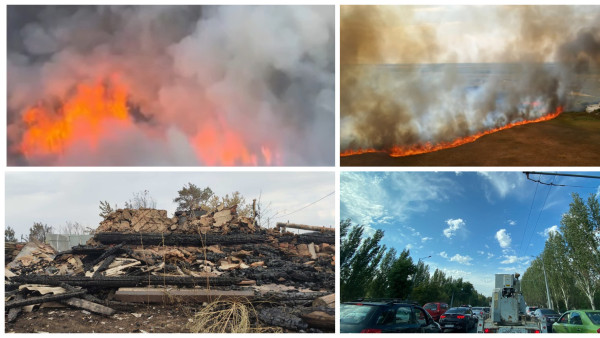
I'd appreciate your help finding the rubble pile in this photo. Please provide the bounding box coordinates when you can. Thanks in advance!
[5,206,335,333]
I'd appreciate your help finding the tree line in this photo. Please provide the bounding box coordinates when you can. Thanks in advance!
[522,193,600,311]
[341,219,490,307]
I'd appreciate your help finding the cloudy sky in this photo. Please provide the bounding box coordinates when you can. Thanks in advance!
[341,171,600,296]
[6,171,335,239]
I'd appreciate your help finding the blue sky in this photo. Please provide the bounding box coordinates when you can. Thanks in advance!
[340,171,600,296]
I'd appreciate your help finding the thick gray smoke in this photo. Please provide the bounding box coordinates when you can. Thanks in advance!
[8,5,334,166]
[341,6,600,152]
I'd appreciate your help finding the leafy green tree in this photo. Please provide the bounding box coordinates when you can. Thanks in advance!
[28,222,53,242]
[174,183,213,212]
[388,249,416,299]
[340,219,385,302]
[5,226,16,242]
[208,191,252,217]
[561,193,600,309]
[367,248,397,298]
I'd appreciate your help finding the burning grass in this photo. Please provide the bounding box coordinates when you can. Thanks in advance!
[341,106,563,158]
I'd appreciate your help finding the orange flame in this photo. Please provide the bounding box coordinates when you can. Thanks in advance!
[20,75,131,158]
[341,106,563,158]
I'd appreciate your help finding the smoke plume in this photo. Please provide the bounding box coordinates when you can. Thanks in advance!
[8,5,334,166]
[341,5,600,153]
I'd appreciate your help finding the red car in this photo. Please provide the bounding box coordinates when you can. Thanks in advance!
[424,302,449,322]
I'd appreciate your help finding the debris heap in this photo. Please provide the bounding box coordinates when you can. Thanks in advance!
[5,206,335,333]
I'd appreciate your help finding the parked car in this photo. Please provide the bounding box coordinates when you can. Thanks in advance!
[553,310,600,333]
[532,308,560,333]
[439,307,477,333]
[340,300,442,333]
[423,302,449,322]
[525,306,538,317]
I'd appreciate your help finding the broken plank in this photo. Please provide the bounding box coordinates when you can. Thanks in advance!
[7,294,23,322]
[5,290,86,309]
[312,293,335,308]
[61,297,115,316]
[114,288,254,304]
[103,260,140,276]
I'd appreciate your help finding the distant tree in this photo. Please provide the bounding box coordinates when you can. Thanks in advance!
[59,221,93,235]
[367,248,397,298]
[5,226,16,242]
[174,183,213,212]
[209,191,252,217]
[28,222,53,242]
[125,190,157,209]
[99,200,115,218]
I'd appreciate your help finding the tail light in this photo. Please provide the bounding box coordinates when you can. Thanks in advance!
[534,330,540,333]
[596,328,600,333]
[440,315,446,319]
[457,315,465,319]
[484,329,490,333]
[361,329,382,333]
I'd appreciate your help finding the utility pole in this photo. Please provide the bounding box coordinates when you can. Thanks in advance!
[532,255,552,309]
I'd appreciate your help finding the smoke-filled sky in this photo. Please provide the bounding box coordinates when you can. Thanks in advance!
[341,5,600,153]
[5,171,335,239]
[7,5,334,166]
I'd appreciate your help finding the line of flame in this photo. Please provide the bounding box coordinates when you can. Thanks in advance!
[340,106,563,158]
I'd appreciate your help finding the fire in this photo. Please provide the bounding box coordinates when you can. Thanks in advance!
[20,75,131,158]
[341,106,563,157]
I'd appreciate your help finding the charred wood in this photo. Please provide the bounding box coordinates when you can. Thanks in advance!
[13,275,241,288]
[94,232,267,246]
[5,290,86,309]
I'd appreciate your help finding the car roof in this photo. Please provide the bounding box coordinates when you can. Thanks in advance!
[343,301,416,307]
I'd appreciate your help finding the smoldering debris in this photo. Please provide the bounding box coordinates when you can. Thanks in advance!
[7,5,334,166]
[5,206,335,333]
[340,6,600,153]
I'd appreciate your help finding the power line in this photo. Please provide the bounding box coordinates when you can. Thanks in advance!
[523,175,555,257]
[273,191,335,220]
[524,171,600,180]
[519,174,540,257]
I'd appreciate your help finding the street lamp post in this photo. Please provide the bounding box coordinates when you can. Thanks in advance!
[531,255,552,309]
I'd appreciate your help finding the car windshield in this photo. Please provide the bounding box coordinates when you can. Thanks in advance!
[340,304,377,324]
[540,309,558,315]
[586,312,600,325]
[528,307,538,311]
[446,308,467,314]
[424,304,437,310]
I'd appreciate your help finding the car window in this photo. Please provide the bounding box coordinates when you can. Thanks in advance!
[558,313,569,324]
[570,313,583,325]
[375,309,395,326]
[340,304,376,324]
[442,304,448,309]
[395,307,412,324]
[413,307,427,325]
[586,312,600,325]
[424,304,437,310]
[540,309,558,315]
[446,308,467,314]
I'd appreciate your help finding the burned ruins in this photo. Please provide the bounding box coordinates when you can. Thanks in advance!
[5,206,335,333]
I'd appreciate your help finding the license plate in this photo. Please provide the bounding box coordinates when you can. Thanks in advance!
[498,327,527,333]
[445,325,454,328]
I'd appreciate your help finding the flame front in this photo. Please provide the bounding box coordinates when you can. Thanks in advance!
[341,106,564,157]
[20,76,131,158]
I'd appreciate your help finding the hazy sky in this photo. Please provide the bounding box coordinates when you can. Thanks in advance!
[341,171,600,296]
[6,171,335,239]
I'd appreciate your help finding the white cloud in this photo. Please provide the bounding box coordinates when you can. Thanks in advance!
[421,237,433,243]
[496,229,512,248]
[406,244,414,250]
[538,225,560,238]
[499,266,518,272]
[487,252,495,259]
[477,172,524,198]
[440,251,448,258]
[450,253,473,265]
[477,250,485,255]
[443,218,465,239]
[500,255,529,264]
[508,220,516,226]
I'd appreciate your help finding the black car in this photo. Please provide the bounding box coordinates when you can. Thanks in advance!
[533,308,561,333]
[340,300,442,333]
[439,307,477,332]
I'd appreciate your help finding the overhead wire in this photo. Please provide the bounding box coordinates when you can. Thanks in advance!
[273,191,335,220]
